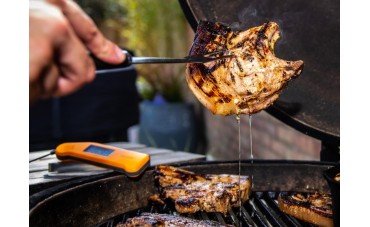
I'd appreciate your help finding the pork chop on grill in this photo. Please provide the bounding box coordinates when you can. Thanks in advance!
[278,192,333,227]
[152,165,252,214]
[186,21,304,115]
[117,212,233,227]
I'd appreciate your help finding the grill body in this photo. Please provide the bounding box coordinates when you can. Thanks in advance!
[29,161,333,226]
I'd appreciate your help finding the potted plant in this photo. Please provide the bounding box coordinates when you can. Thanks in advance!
[136,77,197,152]
[122,0,198,152]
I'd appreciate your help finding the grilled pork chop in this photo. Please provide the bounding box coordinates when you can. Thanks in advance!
[278,192,333,227]
[186,21,304,115]
[152,165,252,214]
[118,213,233,227]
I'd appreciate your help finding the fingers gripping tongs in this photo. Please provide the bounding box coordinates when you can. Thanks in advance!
[91,50,233,74]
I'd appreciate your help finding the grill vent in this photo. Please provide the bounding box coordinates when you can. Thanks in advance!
[96,192,318,227]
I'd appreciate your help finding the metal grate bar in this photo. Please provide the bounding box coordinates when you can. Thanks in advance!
[215,212,227,225]
[96,191,325,227]
[252,192,288,227]
[257,197,288,227]
[193,211,204,220]
[248,198,273,227]
[187,213,195,219]
[200,212,210,220]
[162,203,173,214]
[241,205,257,227]
[108,220,114,227]
[228,209,240,227]
[117,213,129,226]
[149,205,155,213]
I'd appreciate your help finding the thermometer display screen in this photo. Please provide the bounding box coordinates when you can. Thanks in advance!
[84,145,114,157]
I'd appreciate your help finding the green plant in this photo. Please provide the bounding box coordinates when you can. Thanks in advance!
[76,0,127,27]
[76,0,191,102]
[121,0,190,102]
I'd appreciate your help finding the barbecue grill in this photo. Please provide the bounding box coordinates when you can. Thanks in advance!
[30,161,334,226]
[29,0,339,226]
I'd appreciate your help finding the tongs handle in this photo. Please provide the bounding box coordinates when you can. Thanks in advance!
[91,49,233,74]
[90,50,133,71]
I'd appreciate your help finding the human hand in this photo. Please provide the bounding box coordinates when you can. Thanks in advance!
[29,0,125,103]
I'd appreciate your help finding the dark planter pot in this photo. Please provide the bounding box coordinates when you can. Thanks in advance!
[138,101,197,152]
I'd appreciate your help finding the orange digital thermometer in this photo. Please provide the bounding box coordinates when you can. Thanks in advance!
[55,142,150,178]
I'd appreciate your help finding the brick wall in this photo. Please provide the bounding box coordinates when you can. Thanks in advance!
[202,108,321,161]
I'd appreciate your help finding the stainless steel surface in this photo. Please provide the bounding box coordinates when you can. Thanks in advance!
[94,50,234,74]
[29,142,206,192]
[130,54,233,64]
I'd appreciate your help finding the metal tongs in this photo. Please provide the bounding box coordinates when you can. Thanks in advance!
[92,50,233,74]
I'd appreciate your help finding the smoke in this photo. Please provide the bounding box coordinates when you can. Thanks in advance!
[239,7,258,21]
[229,1,306,49]
[229,7,257,30]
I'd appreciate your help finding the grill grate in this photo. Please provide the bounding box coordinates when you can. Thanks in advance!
[96,192,318,227]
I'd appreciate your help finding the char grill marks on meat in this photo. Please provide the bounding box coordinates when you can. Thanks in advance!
[118,213,233,227]
[152,165,252,214]
[186,21,304,115]
[278,192,333,227]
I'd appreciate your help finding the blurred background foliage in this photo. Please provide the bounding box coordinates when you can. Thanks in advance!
[76,0,127,27]
[76,0,192,102]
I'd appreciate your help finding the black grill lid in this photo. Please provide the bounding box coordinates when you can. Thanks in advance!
[179,0,339,144]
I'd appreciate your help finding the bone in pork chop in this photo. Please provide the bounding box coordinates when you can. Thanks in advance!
[152,165,252,214]
[186,21,304,115]
[117,213,233,227]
